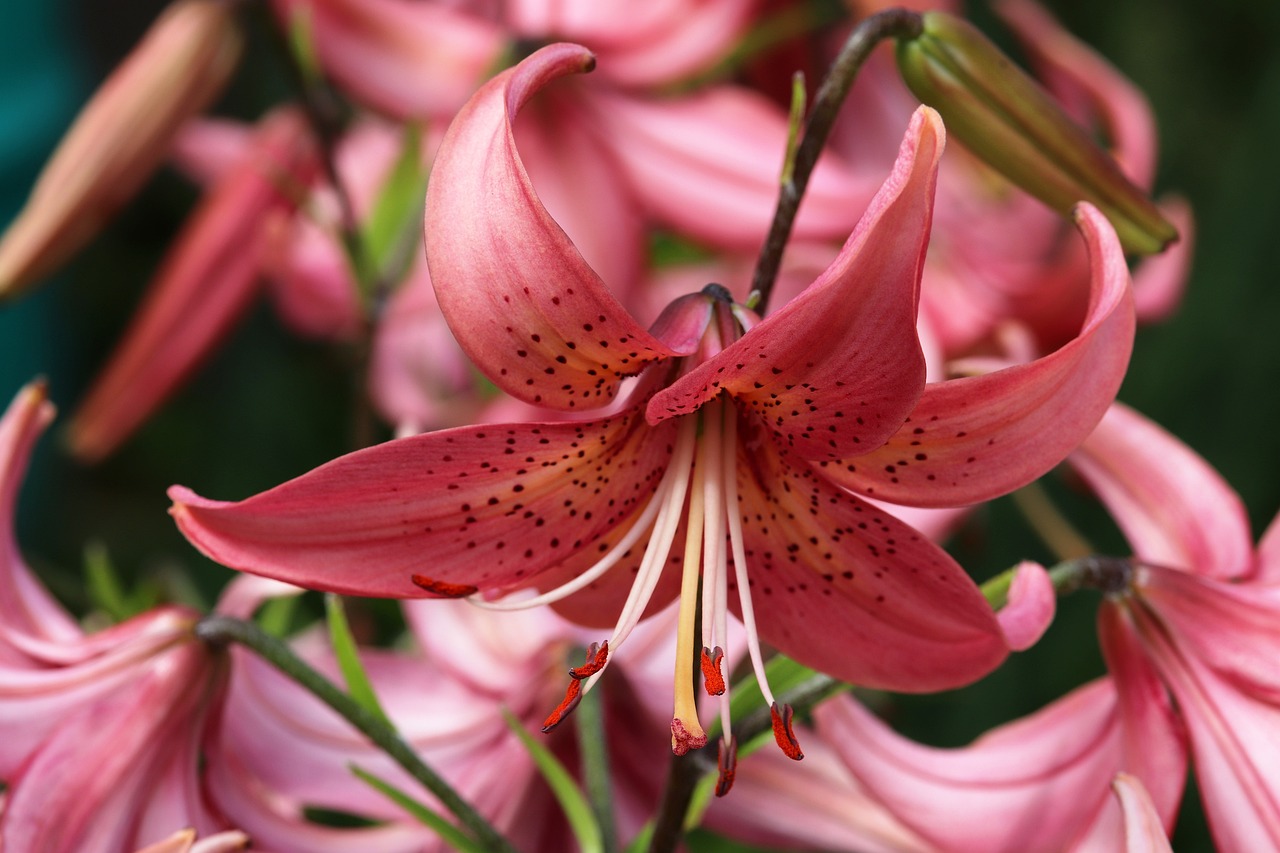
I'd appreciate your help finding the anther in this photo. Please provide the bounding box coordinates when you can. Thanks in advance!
[541,678,583,733]
[700,645,726,695]
[410,575,479,598]
[770,702,804,760]
[715,736,739,797]
[569,642,609,679]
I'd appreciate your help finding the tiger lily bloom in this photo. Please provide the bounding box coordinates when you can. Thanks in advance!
[170,45,1133,770]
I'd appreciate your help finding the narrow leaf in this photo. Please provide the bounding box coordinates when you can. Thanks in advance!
[362,123,428,289]
[325,593,391,726]
[502,709,603,853]
[350,765,485,853]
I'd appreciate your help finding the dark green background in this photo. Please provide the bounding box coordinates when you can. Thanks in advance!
[2,1,1276,850]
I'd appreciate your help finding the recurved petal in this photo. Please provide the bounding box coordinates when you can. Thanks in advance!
[1070,405,1252,581]
[814,682,1124,853]
[170,410,677,597]
[67,110,315,463]
[425,44,679,411]
[730,424,1006,691]
[830,202,1134,507]
[647,107,940,457]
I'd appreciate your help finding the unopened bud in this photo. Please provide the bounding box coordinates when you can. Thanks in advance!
[896,11,1176,255]
[0,0,244,298]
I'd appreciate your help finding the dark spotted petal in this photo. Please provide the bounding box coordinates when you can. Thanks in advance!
[827,203,1134,507]
[425,43,679,412]
[647,107,940,459]
[730,420,1007,691]
[169,409,678,597]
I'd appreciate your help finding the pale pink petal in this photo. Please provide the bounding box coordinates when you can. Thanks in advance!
[997,561,1055,651]
[170,409,678,597]
[1131,198,1194,324]
[1071,405,1252,580]
[580,84,873,251]
[649,107,941,462]
[0,383,81,644]
[829,203,1134,506]
[67,110,315,463]
[815,683,1124,853]
[1105,774,1175,853]
[507,0,757,86]
[424,44,680,410]
[703,729,933,852]
[170,118,254,187]
[272,0,506,120]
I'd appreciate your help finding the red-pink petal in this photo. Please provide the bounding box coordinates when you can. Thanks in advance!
[170,410,677,597]
[424,44,679,410]
[730,422,1006,691]
[67,110,314,463]
[647,107,941,457]
[1132,198,1194,324]
[830,202,1134,506]
[1071,405,1252,580]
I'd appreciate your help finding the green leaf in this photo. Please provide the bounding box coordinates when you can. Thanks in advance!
[502,709,603,853]
[706,654,826,741]
[360,123,428,294]
[84,541,130,622]
[287,4,323,88]
[325,594,391,726]
[256,594,298,638]
[350,765,486,853]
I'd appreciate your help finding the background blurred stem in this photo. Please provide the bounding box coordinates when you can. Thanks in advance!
[196,614,519,853]
[751,7,923,309]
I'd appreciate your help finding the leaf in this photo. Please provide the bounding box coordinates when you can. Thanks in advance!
[361,123,428,292]
[502,709,603,853]
[350,765,486,853]
[325,593,391,726]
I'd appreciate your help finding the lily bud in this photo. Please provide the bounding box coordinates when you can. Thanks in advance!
[0,0,244,298]
[896,11,1177,255]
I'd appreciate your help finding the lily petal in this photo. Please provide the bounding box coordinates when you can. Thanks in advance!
[170,410,677,597]
[730,423,1006,691]
[647,106,940,460]
[1109,774,1175,853]
[1071,404,1252,581]
[996,561,1055,651]
[830,202,1134,506]
[424,44,680,410]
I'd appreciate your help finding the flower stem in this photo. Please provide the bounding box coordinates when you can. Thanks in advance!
[195,614,518,853]
[751,7,924,310]
[981,555,1137,608]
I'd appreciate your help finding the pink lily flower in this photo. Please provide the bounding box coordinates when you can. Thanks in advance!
[814,402,1280,852]
[1110,774,1175,853]
[0,0,243,297]
[65,110,316,463]
[169,44,1133,769]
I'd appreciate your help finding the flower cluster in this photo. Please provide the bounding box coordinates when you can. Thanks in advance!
[0,0,1268,850]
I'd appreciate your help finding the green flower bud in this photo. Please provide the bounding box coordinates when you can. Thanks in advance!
[897,11,1177,255]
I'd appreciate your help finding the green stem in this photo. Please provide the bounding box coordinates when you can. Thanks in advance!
[981,555,1136,609]
[195,615,518,853]
[751,8,924,310]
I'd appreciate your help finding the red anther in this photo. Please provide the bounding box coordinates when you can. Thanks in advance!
[410,574,479,598]
[541,677,584,733]
[770,702,804,760]
[715,736,739,797]
[569,641,609,679]
[700,645,726,696]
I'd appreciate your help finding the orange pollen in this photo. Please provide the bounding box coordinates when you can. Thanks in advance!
[770,702,804,761]
[715,737,739,797]
[569,641,609,679]
[541,677,583,733]
[410,575,479,598]
[700,645,726,695]
[670,718,708,756]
